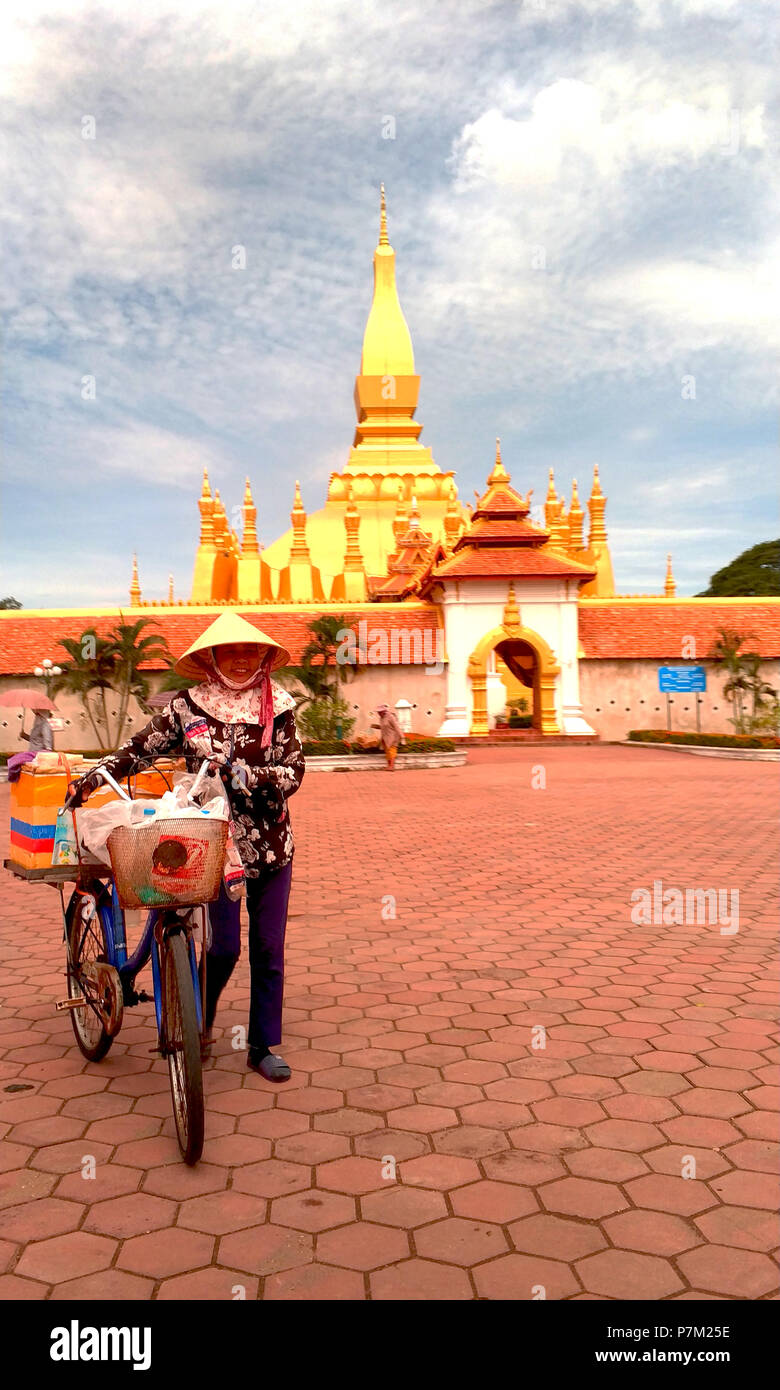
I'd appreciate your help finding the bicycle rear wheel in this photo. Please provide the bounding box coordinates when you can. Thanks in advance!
[65,889,122,1062]
[160,924,204,1165]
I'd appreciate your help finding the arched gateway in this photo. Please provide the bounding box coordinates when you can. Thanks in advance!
[427,443,598,740]
[468,609,561,735]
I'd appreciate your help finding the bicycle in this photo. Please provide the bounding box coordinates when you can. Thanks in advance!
[58,755,230,1165]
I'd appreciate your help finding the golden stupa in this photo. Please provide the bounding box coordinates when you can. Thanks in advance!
[190,187,469,604]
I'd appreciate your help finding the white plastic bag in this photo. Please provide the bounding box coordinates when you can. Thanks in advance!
[77,801,157,865]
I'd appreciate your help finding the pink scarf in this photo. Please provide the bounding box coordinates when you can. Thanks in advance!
[191,649,276,747]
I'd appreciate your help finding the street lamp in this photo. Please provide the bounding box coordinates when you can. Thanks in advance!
[34,659,62,699]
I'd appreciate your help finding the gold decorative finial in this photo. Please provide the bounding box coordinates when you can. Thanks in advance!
[167,574,174,604]
[588,464,608,543]
[503,582,521,636]
[664,553,676,598]
[568,478,584,550]
[129,553,141,606]
[487,437,510,485]
[201,467,211,498]
[379,183,389,246]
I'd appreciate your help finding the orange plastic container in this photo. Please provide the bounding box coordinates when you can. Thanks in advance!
[8,756,178,871]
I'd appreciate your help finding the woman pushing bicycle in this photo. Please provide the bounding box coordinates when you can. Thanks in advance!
[69,611,304,1082]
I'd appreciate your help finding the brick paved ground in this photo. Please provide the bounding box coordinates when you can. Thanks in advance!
[0,747,777,1301]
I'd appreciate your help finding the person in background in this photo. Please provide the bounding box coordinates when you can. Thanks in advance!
[22,708,54,753]
[372,703,405,770]
[8,707,54,781]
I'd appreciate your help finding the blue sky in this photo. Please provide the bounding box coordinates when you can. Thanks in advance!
[1,0,777,607]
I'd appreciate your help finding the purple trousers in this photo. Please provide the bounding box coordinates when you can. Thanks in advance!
[207,860,293,1050]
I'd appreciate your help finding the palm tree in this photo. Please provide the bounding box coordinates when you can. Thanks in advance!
[739,651,777,719]
[52,618,171,748]
[108,616,171,736]
[279,615,365,711]
[51,630,117,749]
[708,627,772,734]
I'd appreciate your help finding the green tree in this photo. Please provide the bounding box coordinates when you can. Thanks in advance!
[697,540,780,596]
[278,615,364,711]
[52,618,170,748]
[0,597,22,609]
[707,627,771,735]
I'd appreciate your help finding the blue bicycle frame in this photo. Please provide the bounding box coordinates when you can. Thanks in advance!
[81,879,204,1037]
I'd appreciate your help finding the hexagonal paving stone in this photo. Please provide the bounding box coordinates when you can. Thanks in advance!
[270,1189,356,1233]
[16,1231,116,1284]
[0,1197,83,1243]
[118,1228,214,1278]
[141,1163,227,1200]
[317,1221,409,1271]
[450,1180,537,1224]
[564,1147,648,1183]
[541,1177,628,1220]
[602,1210,703,1256]
[370,1259,473,1300]
[178,1190,268,1235]
[399,1153,481,1189]
[415,1216,508,1266]
[483,1149,566,1186]
[360,1185,447,1228]
[264,1262,366,1300]
[83,1192,175,1238]
[577,1248,684,1298]
[694,1205,780,1252]
[433,1125,509,1158]
[624,1174,717,1217]
[156,1268,259,1300]
[677,1245,779,1298]
[709,1170,778,1210]
[219,1223,313,1276]
[583,1118,664,1152]
[474,1252,579,1301]
[510,1213,606,1261]
[230,1159,312,1199]
[346,1084,415,1111]
[49,1269,154,1301]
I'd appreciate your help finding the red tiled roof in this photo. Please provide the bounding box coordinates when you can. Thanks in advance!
[430,546,596,580]
[578,601,780,658]
[464,517,548,544]
[474,485,530,516]
[0,606,443,675]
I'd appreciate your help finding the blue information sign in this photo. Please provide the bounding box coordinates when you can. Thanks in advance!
[658,666,706,693]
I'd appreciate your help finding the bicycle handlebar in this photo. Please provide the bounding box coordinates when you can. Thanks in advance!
[63,753,233,811]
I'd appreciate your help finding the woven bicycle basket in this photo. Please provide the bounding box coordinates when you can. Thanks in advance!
[106,816,229,910]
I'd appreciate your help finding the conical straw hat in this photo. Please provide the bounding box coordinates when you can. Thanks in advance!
[174,611,291,679]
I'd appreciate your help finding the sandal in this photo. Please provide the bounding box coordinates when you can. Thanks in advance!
[247,1051,291,1082]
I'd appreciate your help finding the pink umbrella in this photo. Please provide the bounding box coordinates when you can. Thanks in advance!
[0,689,57,710]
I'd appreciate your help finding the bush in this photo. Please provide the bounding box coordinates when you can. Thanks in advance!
[398,736,456,752]
[508,714,532,728]
[297,695,356,743]
[628,730,780,749]
[301,740,352,756]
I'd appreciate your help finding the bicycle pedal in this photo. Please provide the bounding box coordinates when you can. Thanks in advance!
[55,998,85,1012]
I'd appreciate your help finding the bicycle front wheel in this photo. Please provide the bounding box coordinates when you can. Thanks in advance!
[160,925,204,1165]
[65,888,120,1062]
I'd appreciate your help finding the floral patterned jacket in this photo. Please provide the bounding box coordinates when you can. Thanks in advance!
[98,685,305,876]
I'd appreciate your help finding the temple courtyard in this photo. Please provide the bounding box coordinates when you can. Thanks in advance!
[0,745,777,1301]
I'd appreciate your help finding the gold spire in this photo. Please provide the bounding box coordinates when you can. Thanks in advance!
[290,480,311,561]
[444,479,462,551]
[129,554,141,606]
[588,464,608,543]
[544,468,558,529]
[558,495,571,549]
[503,581,521,636]
[568,478,584,550]
[392,484,409,542]
[360,185,415,376]
[198,467,215,548]
[167,574,174,604]
[487,437,510,485]
[379,183,389,247]
[241,477,259,556]
[665,553,676,597]
[343,480,364,571]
